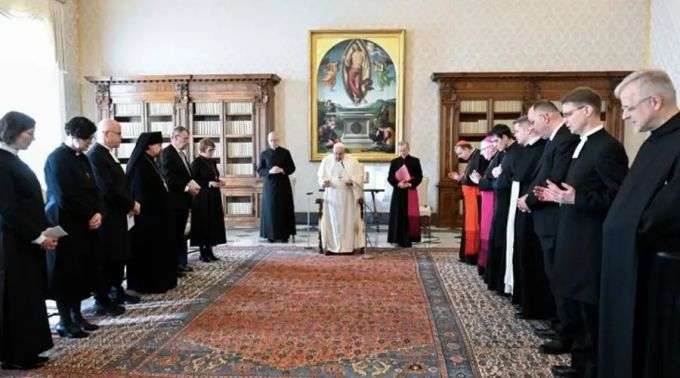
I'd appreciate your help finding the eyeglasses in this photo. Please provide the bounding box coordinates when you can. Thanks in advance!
[622,96,651,113]
[562,105,586,118]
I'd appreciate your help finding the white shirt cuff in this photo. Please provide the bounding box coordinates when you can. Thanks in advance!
[32,234,46,245]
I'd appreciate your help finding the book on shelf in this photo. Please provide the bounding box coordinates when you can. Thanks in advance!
[115,103,142,117]
[493,119,516,127]
[116,143,135,159]
[226,163,254,175]
[459,100,487,113]
[459,120,488,134]
[493,100,523,113]
[227,142,253,158]
[120,122,144,138]
[226,102,253,115]
[147,103,174,116]
[225,120,253,135]
[150,121,175,137]
[227,202,252,215]
[193,120,221,136]
[194,102,221,116]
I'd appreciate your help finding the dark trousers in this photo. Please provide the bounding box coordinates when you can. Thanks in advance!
[537,233,578,345]
[93,258,126,304]
[173,208,189,267]
[571,301,598,377]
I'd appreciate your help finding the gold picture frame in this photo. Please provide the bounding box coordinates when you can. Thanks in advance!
[309,29,405,161]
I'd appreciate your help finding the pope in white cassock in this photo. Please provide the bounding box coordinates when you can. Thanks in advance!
[317,143,365,254]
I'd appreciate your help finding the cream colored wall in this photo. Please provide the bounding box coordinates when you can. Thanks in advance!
[76,0,648,212]
[62,0,81,121]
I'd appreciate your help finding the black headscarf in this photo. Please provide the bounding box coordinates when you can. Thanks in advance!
[0,111,35,144]
[65,117,97,139]
[125,131,163,175]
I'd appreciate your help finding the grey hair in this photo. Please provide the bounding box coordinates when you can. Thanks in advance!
[171,126,189,138]
[615,69,676,104]
[397,141,409,148]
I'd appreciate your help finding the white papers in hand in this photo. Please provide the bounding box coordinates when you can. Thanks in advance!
[127,214,135,230]
[44,226,68,239]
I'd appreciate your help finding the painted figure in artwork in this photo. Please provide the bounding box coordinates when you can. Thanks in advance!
[343,41,372,104]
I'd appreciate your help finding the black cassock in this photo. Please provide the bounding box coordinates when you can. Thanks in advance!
[257,147,296,241]
[44,144,99,302]
[512,138,555,319]
[600,112,680,378]
[87,143,134,262]
[126,154,177,294]
[0,150,53,364]
[485,142,522,293]
[189,156,226,247]
[387,155,423,246]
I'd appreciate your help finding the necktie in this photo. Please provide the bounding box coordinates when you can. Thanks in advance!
[180,150,191,173]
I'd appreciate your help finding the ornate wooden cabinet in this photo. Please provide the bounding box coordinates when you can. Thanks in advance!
[431,71,630,228]
[86,74,280,228]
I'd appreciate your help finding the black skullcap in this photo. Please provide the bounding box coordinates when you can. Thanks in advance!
[0,111,35,144]
[64,116,97,138]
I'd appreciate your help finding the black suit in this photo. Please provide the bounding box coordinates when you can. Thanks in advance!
[525,125,579,345]
[161,145,193,268]
[87,143,135,298]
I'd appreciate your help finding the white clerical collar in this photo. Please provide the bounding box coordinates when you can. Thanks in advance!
[549,125,561,141]
[572,124,604,159]
[0,142,18,155]
[526,136,541,146]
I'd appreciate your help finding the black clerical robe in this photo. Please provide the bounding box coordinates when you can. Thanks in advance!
[552,130,628,304]
[190,156,226,247]
[87,143,134,262]
[485,142,522,293]
[257,147,296,241]
[387,155,423,246]
[512,139,555,319]
[126,154,177,294]
[44,144,100,302]
[0,150,53,364]
[600,112,680,378]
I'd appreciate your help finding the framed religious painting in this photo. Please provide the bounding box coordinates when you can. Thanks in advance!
[309,29,405,161]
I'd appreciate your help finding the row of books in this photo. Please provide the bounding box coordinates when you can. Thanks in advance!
[460,100,488,113]
[460,120,488,134]
[493,119,517,127]
[226,102,253,115]
[120,122,145,138]
[227,142,253,158]
[225,120,253,135]
[194,102,221,115]
[493,100,523,113]
[225,163,254,175]
[115,103,143,117]
[150,121,175,137]
[193,121,221,135]
[148,103,174,116]
[227,202,252,215]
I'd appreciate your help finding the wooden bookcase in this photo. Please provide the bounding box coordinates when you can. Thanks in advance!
[86,74,280,228]
[431,71,631,228]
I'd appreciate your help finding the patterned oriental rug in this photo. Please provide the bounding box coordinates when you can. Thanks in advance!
[14,246,566,377]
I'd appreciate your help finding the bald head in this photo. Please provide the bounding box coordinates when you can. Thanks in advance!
[267,131,280,149]
[97,118,122,149]
[333,142,346,161]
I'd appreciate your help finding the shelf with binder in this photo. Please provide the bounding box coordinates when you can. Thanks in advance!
[224,195,253,217]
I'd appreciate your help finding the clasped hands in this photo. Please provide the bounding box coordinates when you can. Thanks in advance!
[533,180,576,205]
[397,180,412,189]
[322,177,353,188]
[269,165,285,175]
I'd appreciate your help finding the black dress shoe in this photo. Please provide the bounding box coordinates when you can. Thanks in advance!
[181,265,194,272]
[56,323,89,338]
[551,365,584,377]
[118,291,140,304]
[539,340,570,354]
[199,255,212,263]
[534,328,557,338]
[94,302,125,316]
[75,318,100,331]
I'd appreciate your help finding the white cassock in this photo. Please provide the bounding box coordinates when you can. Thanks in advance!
[317,154,365,253]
